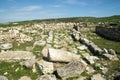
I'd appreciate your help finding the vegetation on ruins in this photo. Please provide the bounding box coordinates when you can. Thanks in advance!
[0,15,120,80]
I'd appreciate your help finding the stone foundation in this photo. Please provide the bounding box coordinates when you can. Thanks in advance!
[96,26,120,41]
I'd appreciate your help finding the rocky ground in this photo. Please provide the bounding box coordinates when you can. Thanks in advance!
[0,23,120,80]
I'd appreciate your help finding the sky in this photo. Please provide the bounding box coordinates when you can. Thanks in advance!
[0,0,120,23]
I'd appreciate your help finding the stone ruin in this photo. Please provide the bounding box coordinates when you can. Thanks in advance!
[96,25,120,41]
[0,22,119,80]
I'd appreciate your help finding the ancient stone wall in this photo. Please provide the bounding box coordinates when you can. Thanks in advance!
[96,26,120,41]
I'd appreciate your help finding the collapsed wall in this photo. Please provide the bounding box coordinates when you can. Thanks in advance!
[96,26,120,41]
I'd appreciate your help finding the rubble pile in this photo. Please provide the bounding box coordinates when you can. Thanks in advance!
[0,22,119,80]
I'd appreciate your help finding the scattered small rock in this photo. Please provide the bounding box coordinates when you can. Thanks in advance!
[41,45,51,58]
[103,53,118,61]
[15,67,19,72]
[91,74,106,80]
[77,76,87,80]
[108,49,116,55]
[33,40,46,47]
[77,45,88,50]
[84,56,99,64]
[0,75,8,80]
[100,67,108,74]
[37,59,54,74]
[103,48,108,54]
[86,66,95,74]
[32,64,37,73]
[18,76,31,80]
[22,59,36,68]
[3,72,8,75]
[36,74,56,80]
[26,46,33,51]
[0,43,13,50]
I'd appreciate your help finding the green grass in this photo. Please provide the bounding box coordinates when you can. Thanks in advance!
[85,30,120,54]
[66,76,79,80]
[0,62,42,80]
[12,41,44,58]
[32,45,44,58]
[92,64,102,74]
[81,70,89,77]
[92,37,120,53]
[104,61,120,80]
[66,71,89,80]
[51,31,55,47]
[12,41,34,51]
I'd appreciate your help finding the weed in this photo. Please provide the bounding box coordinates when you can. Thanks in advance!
[0,62,42,80]
[105,61,120,80]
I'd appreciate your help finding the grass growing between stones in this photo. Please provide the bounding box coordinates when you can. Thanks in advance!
[66,71,90,80]
[84,28,120,54]
[66,76,79,80]
[32,45,44,58]
[12,41,34,51]
[92,37,120,54]
[0,62,42,80]
[104,61,120,80]
[51,31,55,47]
[12,41,44,58]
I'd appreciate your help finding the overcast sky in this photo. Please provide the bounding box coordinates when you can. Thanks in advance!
[0,0,120,23]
